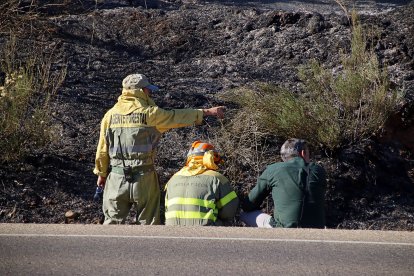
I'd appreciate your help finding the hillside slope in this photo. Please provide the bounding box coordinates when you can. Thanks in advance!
[0,0,413,229]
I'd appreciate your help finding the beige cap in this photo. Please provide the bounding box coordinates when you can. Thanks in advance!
[122,74,159,91]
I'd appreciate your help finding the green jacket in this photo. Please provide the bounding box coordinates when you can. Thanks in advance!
[243,157,326,228]
[165,170,239,226]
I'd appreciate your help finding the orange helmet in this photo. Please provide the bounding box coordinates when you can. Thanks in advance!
[186,141,222,164]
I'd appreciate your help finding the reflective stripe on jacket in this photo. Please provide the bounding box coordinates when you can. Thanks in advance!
[165,170,239,226]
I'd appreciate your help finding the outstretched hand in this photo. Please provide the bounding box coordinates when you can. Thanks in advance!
[203,106,225,119]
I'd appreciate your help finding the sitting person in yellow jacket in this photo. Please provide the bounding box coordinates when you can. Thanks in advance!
[165,141,239,226]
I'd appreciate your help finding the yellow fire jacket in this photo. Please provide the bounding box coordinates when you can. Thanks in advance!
[165,169,239,226]
[93,88,203,177]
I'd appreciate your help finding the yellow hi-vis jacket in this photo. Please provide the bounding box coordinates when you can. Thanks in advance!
[165,169,239,226]
[93,88,203,177]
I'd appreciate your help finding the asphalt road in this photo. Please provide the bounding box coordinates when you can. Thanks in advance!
[1,224,413,275]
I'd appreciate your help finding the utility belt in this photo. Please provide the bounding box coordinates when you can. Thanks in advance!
[110,164,155,182]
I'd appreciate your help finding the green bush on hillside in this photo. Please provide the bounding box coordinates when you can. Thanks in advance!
[219,11,401,152]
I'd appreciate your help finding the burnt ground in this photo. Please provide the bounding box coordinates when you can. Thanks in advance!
[0,0,414,229]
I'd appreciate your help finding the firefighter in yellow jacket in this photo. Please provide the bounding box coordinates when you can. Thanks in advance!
[93,74,225,225]
[165,141,239,226]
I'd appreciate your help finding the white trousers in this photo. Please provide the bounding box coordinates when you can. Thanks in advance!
[240,210,274,228]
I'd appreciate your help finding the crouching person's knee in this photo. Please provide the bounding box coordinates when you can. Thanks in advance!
[240,210,274,228]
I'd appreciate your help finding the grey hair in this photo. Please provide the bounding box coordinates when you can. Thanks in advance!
[280,138,308,162]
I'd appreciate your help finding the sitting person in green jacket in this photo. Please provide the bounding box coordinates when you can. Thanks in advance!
[165,141,239,226]
[241,138,326,228]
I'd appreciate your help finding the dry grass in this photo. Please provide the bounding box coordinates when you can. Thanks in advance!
[0,0,41,35]
[0,1,68,163]
[0,35,66,163]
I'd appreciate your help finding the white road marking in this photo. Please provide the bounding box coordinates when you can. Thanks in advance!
[1,233,414,246]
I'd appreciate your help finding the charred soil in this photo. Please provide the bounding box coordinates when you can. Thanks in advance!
[0,0,414,230]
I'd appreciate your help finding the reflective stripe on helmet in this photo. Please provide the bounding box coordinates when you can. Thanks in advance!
[187,141,215,156]
[186,140,222,164]
[216,191,238,209]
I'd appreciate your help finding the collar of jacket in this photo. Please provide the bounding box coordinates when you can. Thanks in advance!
[113,89,157,115]
[121,88,151,102]
[175,151,219,177]
[286,156,307,166]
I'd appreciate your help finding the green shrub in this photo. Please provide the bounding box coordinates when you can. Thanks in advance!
[0,36,66,162]
[219,11,400,152]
